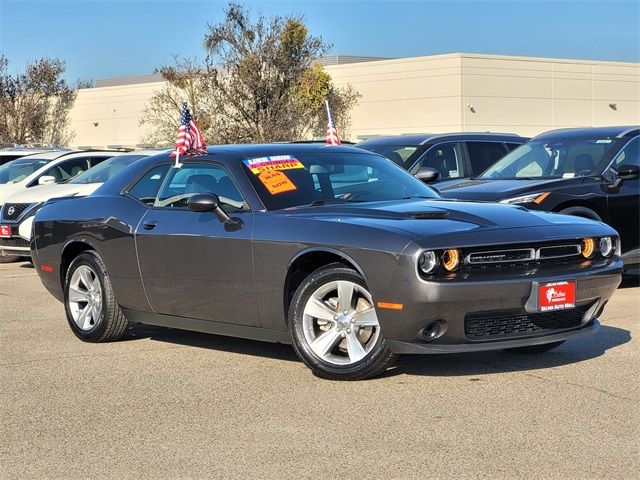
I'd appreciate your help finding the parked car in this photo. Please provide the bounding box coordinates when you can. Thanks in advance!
[0,146,67,166]
[356,132,528,183]
[31,144,621,380]
[438,126,639,269]
[0,150,126,263]
[0,150,162,260]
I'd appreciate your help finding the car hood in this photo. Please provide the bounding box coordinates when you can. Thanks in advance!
[1,183,101,204]
[437,177,583,201]
[283,198,609,244]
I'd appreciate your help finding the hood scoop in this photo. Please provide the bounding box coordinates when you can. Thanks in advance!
[407,211,450,220]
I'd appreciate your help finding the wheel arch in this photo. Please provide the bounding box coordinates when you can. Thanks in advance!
[60,239,98,287]
[553,201,604,221]
[283,248,367,320]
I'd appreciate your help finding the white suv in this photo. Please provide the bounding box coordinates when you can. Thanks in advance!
[0,150,126,262]
[0,150,162,261]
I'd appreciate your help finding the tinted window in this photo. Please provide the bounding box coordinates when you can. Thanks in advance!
[0,158,50,184]
[481,135,621,179]
[42,158,90,183]
[128,166,170,205]
[359,144,420,165]
[70,155,145,184]
[505,142,523,151]
[242,151,440,211]
[613,136,639,168]
[410,142,463,179]
[465,142,508,175]
[155,164,245,211]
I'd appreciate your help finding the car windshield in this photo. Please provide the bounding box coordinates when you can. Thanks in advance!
[479,135,620,179]
[69,155,146,184]
[357,144,420,166]
[0,158,51,184]
[242,151,440,210]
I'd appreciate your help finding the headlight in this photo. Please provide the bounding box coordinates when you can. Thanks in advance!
[581,238,596,258]
[442,249,461,271]
[418,251,439,274]
[598,237,614,257]
[500,192,550,205]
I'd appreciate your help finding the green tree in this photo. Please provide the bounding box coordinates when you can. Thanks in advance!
[141,2,358,145]
[0,54,77,146]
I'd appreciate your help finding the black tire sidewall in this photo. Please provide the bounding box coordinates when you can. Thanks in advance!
[63,252,110,341]
[288,264,393,379]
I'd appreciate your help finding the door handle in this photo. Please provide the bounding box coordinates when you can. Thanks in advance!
[142,220,158,230]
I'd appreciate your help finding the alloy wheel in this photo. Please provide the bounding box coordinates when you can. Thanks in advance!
[67,265,103,331]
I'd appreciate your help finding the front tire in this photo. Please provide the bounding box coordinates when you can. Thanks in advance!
[288,263,396,380]
[64,251,128,342]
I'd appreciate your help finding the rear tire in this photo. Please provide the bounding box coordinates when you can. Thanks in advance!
[505,340,565,354]
[63,251,128,342]
[288,263,396,380]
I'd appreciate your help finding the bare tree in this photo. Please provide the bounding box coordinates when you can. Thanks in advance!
[0,55,77,146]
[141,3,358,145]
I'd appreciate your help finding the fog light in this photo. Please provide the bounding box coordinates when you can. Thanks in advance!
[442,249,460,271]
[598,237,614,257]
[418,250,438,274]
[581,238,595,258]
[422,322,441,342]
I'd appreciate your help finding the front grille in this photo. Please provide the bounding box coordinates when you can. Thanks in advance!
[538,244,581,259]
[0,237,30,248]
[465,303,593,340]
[467,248,534,264]
[1,203,32,221]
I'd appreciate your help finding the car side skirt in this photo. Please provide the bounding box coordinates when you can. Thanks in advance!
[122,309,293,345]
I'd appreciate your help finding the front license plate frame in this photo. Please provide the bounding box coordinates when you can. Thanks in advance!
[525,280,577,313]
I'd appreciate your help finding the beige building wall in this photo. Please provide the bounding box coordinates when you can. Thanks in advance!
[68,53,640,148]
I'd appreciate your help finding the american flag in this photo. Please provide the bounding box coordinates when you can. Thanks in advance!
[171,102,206,157]
[325,100,341,146]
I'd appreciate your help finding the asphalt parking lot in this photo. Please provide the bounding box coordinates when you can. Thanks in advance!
[0,261,638,479]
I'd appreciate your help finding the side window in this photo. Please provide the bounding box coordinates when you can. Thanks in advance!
[505,142,523,152]
[155,164,245,211]
[128,166,170,206]
[43,158,90,182]
[410,142,463,179]
[465,142,508,175]
[614,137,640,168]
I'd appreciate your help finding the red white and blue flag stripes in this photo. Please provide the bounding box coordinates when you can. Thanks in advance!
[325,100,341,146]
[171,102,206,165]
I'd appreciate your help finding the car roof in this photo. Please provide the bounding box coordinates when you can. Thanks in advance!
[534,125,640,140]
[199,143,370,159]
[356,132,527,147]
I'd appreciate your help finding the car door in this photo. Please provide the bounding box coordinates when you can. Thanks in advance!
[134,161,259,326]
[463,141,510,177]
[606,136,640,255]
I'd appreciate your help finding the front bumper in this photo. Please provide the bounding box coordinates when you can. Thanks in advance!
[376,257,622,354]
[0,216,33,257]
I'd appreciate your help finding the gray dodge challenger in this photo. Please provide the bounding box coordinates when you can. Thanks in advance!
[31,144,622,380]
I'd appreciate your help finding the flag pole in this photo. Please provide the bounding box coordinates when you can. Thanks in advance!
[325,100,333,126]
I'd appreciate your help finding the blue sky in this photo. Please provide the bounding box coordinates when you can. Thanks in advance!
[1,0,638,82]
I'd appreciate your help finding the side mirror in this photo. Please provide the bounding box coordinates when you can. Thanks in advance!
[617,164,640,180]
[187,193,242,229]
[415,167,440,183]
[38,175,56,185]
[187,192,220,212]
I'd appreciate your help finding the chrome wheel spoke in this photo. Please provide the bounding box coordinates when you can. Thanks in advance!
[91,276,101,293]
[304,298,336,322]
[345,330,367,362]
[68,285,89,303]
[78,304,92,330]
[310,327,342,357]
[353,307,378,327]
[78,267,93,290]
[337,281,354,311]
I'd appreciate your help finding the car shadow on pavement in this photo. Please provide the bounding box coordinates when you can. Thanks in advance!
[387,325,631,378]
[124,323,300,362]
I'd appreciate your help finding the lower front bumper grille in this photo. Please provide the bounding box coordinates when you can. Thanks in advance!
[465,303,593,340]
[0,237,30,249]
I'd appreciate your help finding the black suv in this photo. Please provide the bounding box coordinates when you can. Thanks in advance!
[356,132,528,183]
[438,126,640,269]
